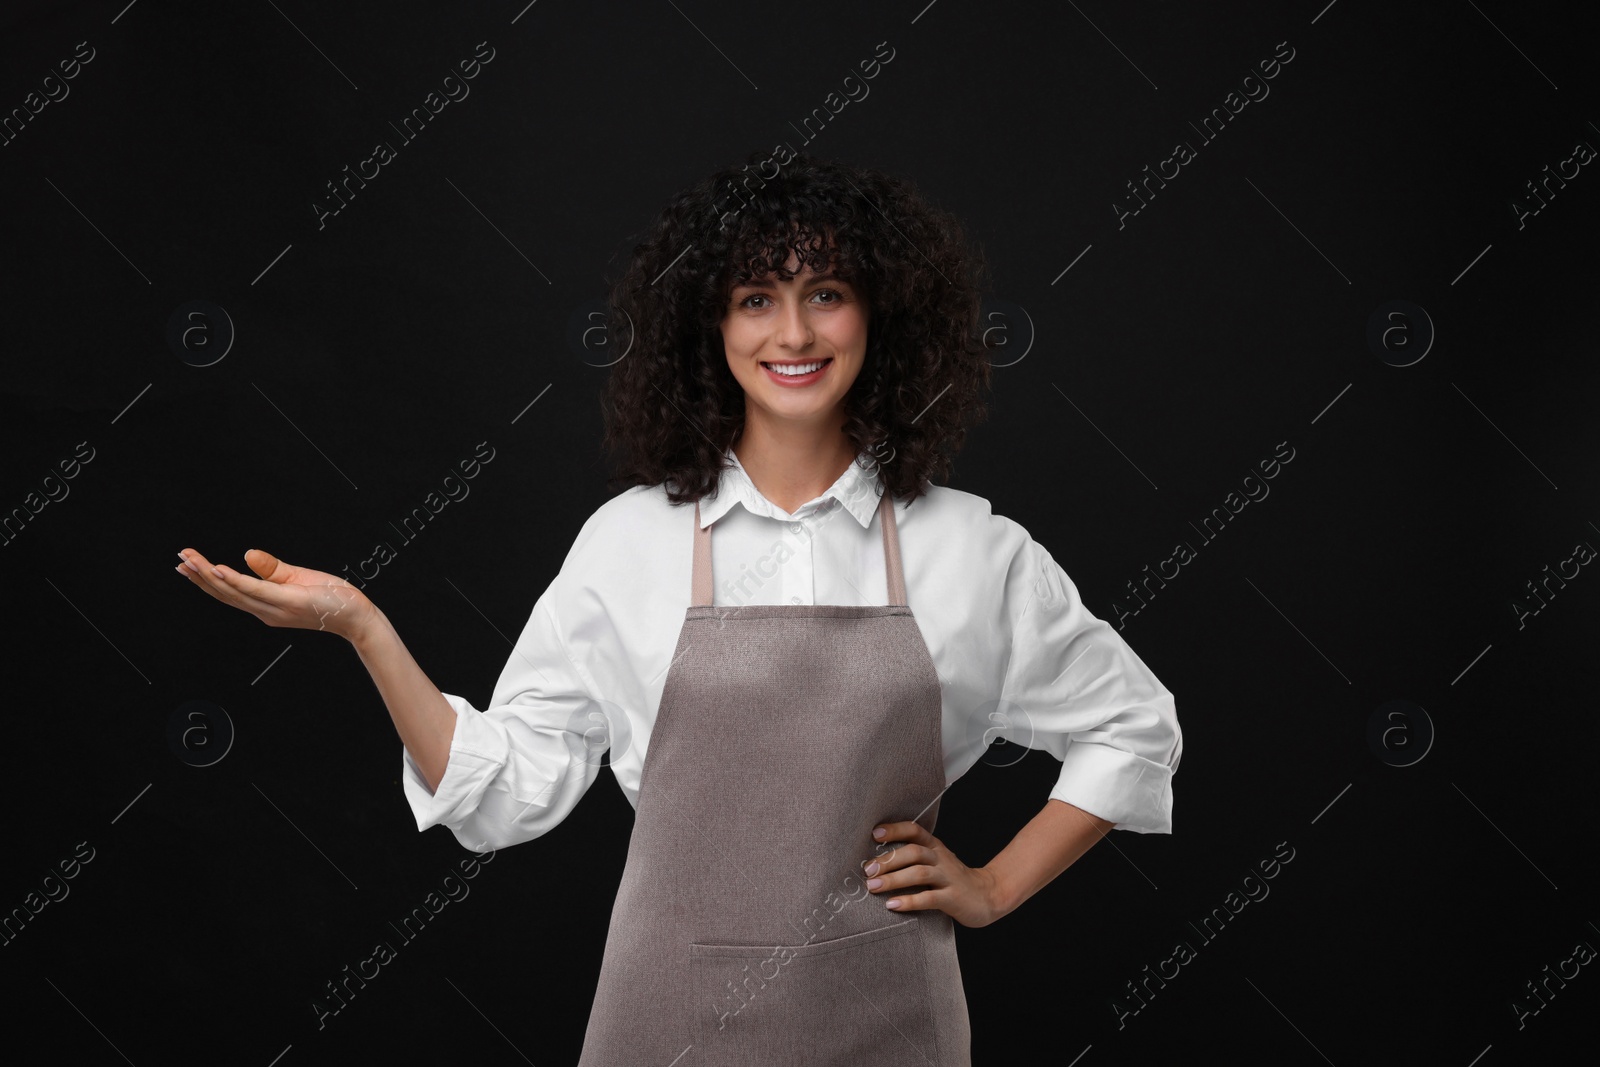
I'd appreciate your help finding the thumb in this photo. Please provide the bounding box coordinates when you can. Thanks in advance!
[243,548,289,581]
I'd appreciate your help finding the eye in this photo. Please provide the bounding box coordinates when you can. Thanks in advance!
[733,287,845,309]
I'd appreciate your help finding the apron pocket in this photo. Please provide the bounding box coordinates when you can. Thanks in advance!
[689,917,938,1065]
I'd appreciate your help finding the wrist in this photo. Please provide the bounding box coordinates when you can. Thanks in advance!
[979,864,1019,923]
[345,603,389,650]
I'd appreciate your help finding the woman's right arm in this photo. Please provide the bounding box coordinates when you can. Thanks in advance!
[176,547,608,850]
[347,607,455,792]
[176,546,455,788]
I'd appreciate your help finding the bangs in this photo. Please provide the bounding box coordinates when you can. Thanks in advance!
[720,218,865,300]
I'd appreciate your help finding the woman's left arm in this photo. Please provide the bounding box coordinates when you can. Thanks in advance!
[864,799,1112,927]
[865,514,1179,926]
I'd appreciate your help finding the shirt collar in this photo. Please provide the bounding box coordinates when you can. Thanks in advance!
[697,446,885,529]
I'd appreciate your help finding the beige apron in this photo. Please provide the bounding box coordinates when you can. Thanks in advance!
[577,490,971,1065]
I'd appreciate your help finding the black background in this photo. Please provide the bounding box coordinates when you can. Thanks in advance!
[2,1,1596,1063]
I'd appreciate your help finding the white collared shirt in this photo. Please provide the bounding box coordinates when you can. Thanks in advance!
[402,448,1182,849]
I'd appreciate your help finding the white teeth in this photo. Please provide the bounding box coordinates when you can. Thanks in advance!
[764,360,827,376]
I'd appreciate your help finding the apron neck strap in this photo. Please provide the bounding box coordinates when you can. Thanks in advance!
[692,491,905,608]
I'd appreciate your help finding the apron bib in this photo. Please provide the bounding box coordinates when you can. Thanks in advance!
[577,490,970,1065]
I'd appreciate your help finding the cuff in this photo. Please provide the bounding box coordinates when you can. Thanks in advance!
[399,693,512,833]
[1048,741,1175,834]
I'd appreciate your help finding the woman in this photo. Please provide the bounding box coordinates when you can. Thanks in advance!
[175,150,1182,1065]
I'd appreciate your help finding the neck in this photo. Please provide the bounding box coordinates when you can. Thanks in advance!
[732,414,857,515]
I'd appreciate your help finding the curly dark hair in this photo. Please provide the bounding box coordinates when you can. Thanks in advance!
[599,149,993,506]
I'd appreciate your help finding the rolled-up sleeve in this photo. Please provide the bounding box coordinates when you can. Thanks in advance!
[1001,540,1182,834]
[400,584,605,851]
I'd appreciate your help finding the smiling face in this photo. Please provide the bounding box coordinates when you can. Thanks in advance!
[718,248,869,438]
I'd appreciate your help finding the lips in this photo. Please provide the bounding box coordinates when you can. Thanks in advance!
[761,358,838,388]
[764,358,838,371]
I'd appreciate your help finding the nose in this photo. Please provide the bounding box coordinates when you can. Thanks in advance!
[775,297,814,351]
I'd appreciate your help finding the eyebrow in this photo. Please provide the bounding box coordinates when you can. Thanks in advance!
[732,272,847,290]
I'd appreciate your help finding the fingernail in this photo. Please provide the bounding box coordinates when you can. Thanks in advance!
[885,899,901,909]
[864,862,879,876]
[866,877,882,890]
[211,566,225,577]
[174,564,188,575]
[872,827,886,840]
